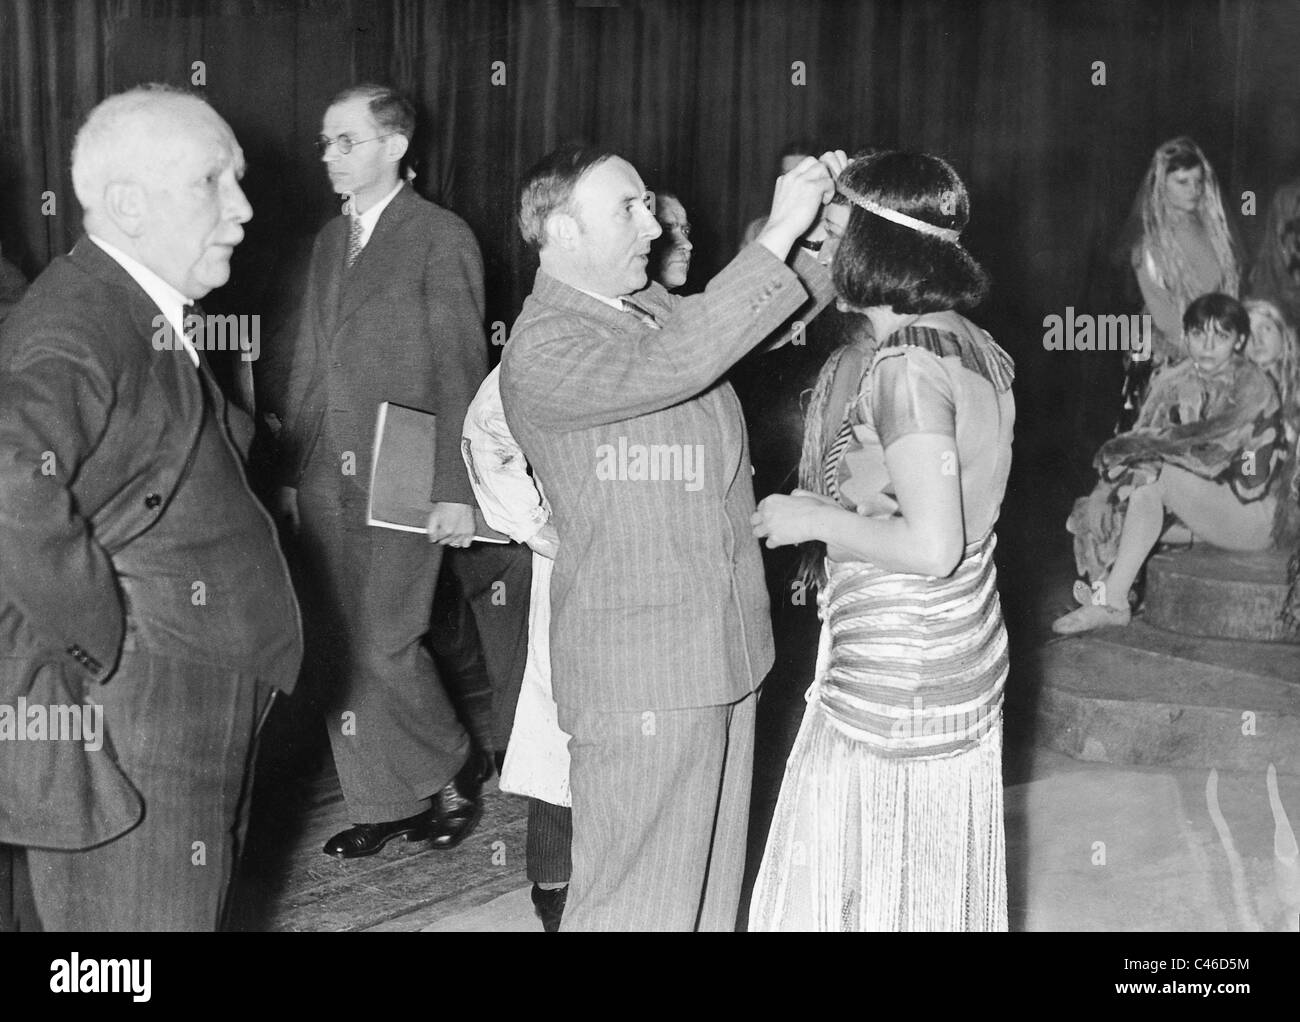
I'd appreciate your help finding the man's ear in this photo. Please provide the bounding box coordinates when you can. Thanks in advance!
[546,211,579,252]
[102,179,148,239]
[385,133,410,165]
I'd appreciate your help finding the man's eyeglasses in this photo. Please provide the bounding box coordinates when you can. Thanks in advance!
[314,133,392,156]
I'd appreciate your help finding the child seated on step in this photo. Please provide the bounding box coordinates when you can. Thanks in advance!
[1056,293,1290,634]
[1244,298,1300,413]
[1243,298,1300,628]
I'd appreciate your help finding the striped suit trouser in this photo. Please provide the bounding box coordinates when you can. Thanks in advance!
[560,691,756,932]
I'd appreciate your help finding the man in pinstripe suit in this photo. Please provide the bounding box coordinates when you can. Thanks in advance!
[500,144,840,930]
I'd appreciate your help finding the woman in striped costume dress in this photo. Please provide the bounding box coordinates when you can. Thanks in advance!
[749,151,1015,931]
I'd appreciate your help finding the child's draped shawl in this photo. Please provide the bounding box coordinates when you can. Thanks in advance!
[1068,355,1289,585]
[1273,391,1300,629]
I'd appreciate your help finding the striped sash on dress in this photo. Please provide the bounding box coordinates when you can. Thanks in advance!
[806,322,1012,760]
[815,530,1008,758]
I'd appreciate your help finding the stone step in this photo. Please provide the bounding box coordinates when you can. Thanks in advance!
[1145,547,1298,643]
[1031,619,1300,773]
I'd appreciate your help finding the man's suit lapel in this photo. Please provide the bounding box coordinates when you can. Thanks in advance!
[68,238,202,425]
[533,271,644,336]
[535,272,746,493]
[313,217,346,339]
[336,185,416,329]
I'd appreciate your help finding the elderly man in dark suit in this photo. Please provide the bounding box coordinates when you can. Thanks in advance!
[500,144,840,930]
[277,84,501,858]
[0,84,301,930]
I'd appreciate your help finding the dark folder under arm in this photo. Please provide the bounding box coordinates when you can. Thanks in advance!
[367,401,507,542]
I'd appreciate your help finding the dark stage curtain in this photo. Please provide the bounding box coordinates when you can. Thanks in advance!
[4,0,1300,919]
[2,0,1300,452]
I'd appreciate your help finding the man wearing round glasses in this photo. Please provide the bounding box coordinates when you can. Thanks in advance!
[314,125,397,198]
[313,132,390,157]
[278,84,495,860]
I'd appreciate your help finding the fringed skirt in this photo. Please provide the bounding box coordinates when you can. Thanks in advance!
[749,533,1009,932]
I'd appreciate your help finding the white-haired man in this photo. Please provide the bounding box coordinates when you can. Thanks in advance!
[0,85,301,930]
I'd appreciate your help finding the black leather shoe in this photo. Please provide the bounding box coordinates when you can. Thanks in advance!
[418,752,490,850]
[530,883,568,932]
[322,809,434,859]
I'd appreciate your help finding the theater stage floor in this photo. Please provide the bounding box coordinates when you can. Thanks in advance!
[230,449,1297,932]
[230,555,1299,933]
[230,726,1299,933]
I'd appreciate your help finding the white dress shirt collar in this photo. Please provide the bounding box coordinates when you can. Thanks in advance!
[573,286,628,311]
[88,234,200,367]
[352,180,405,248]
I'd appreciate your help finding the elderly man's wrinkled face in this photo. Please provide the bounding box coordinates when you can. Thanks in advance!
[654,195,692,290]
[137,103,251,299]
[567,157,662,298]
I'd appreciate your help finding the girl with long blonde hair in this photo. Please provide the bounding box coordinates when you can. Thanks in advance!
[1117,137,1240,425]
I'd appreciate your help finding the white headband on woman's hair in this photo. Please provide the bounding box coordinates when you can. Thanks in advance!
[836,180,962,243]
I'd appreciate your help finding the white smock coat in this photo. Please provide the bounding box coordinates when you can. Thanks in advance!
[461,366,571,807]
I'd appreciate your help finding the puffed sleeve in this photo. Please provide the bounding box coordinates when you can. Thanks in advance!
[462,368,549,544]
[867,346,956,449]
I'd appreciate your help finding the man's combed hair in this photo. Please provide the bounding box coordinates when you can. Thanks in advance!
[832,151,989,314]
[1183,291,1250,344]
[331,83,416,140]
[517,143,618,250]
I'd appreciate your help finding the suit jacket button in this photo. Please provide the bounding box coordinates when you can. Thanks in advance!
[145,492,162,510]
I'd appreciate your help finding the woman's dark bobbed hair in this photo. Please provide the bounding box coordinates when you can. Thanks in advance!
[832,151,989,313]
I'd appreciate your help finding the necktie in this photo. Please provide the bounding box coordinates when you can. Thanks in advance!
[184,301,254,416]
[346,215,364,268]
[622,296,660,329]
[179,302,204,369]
